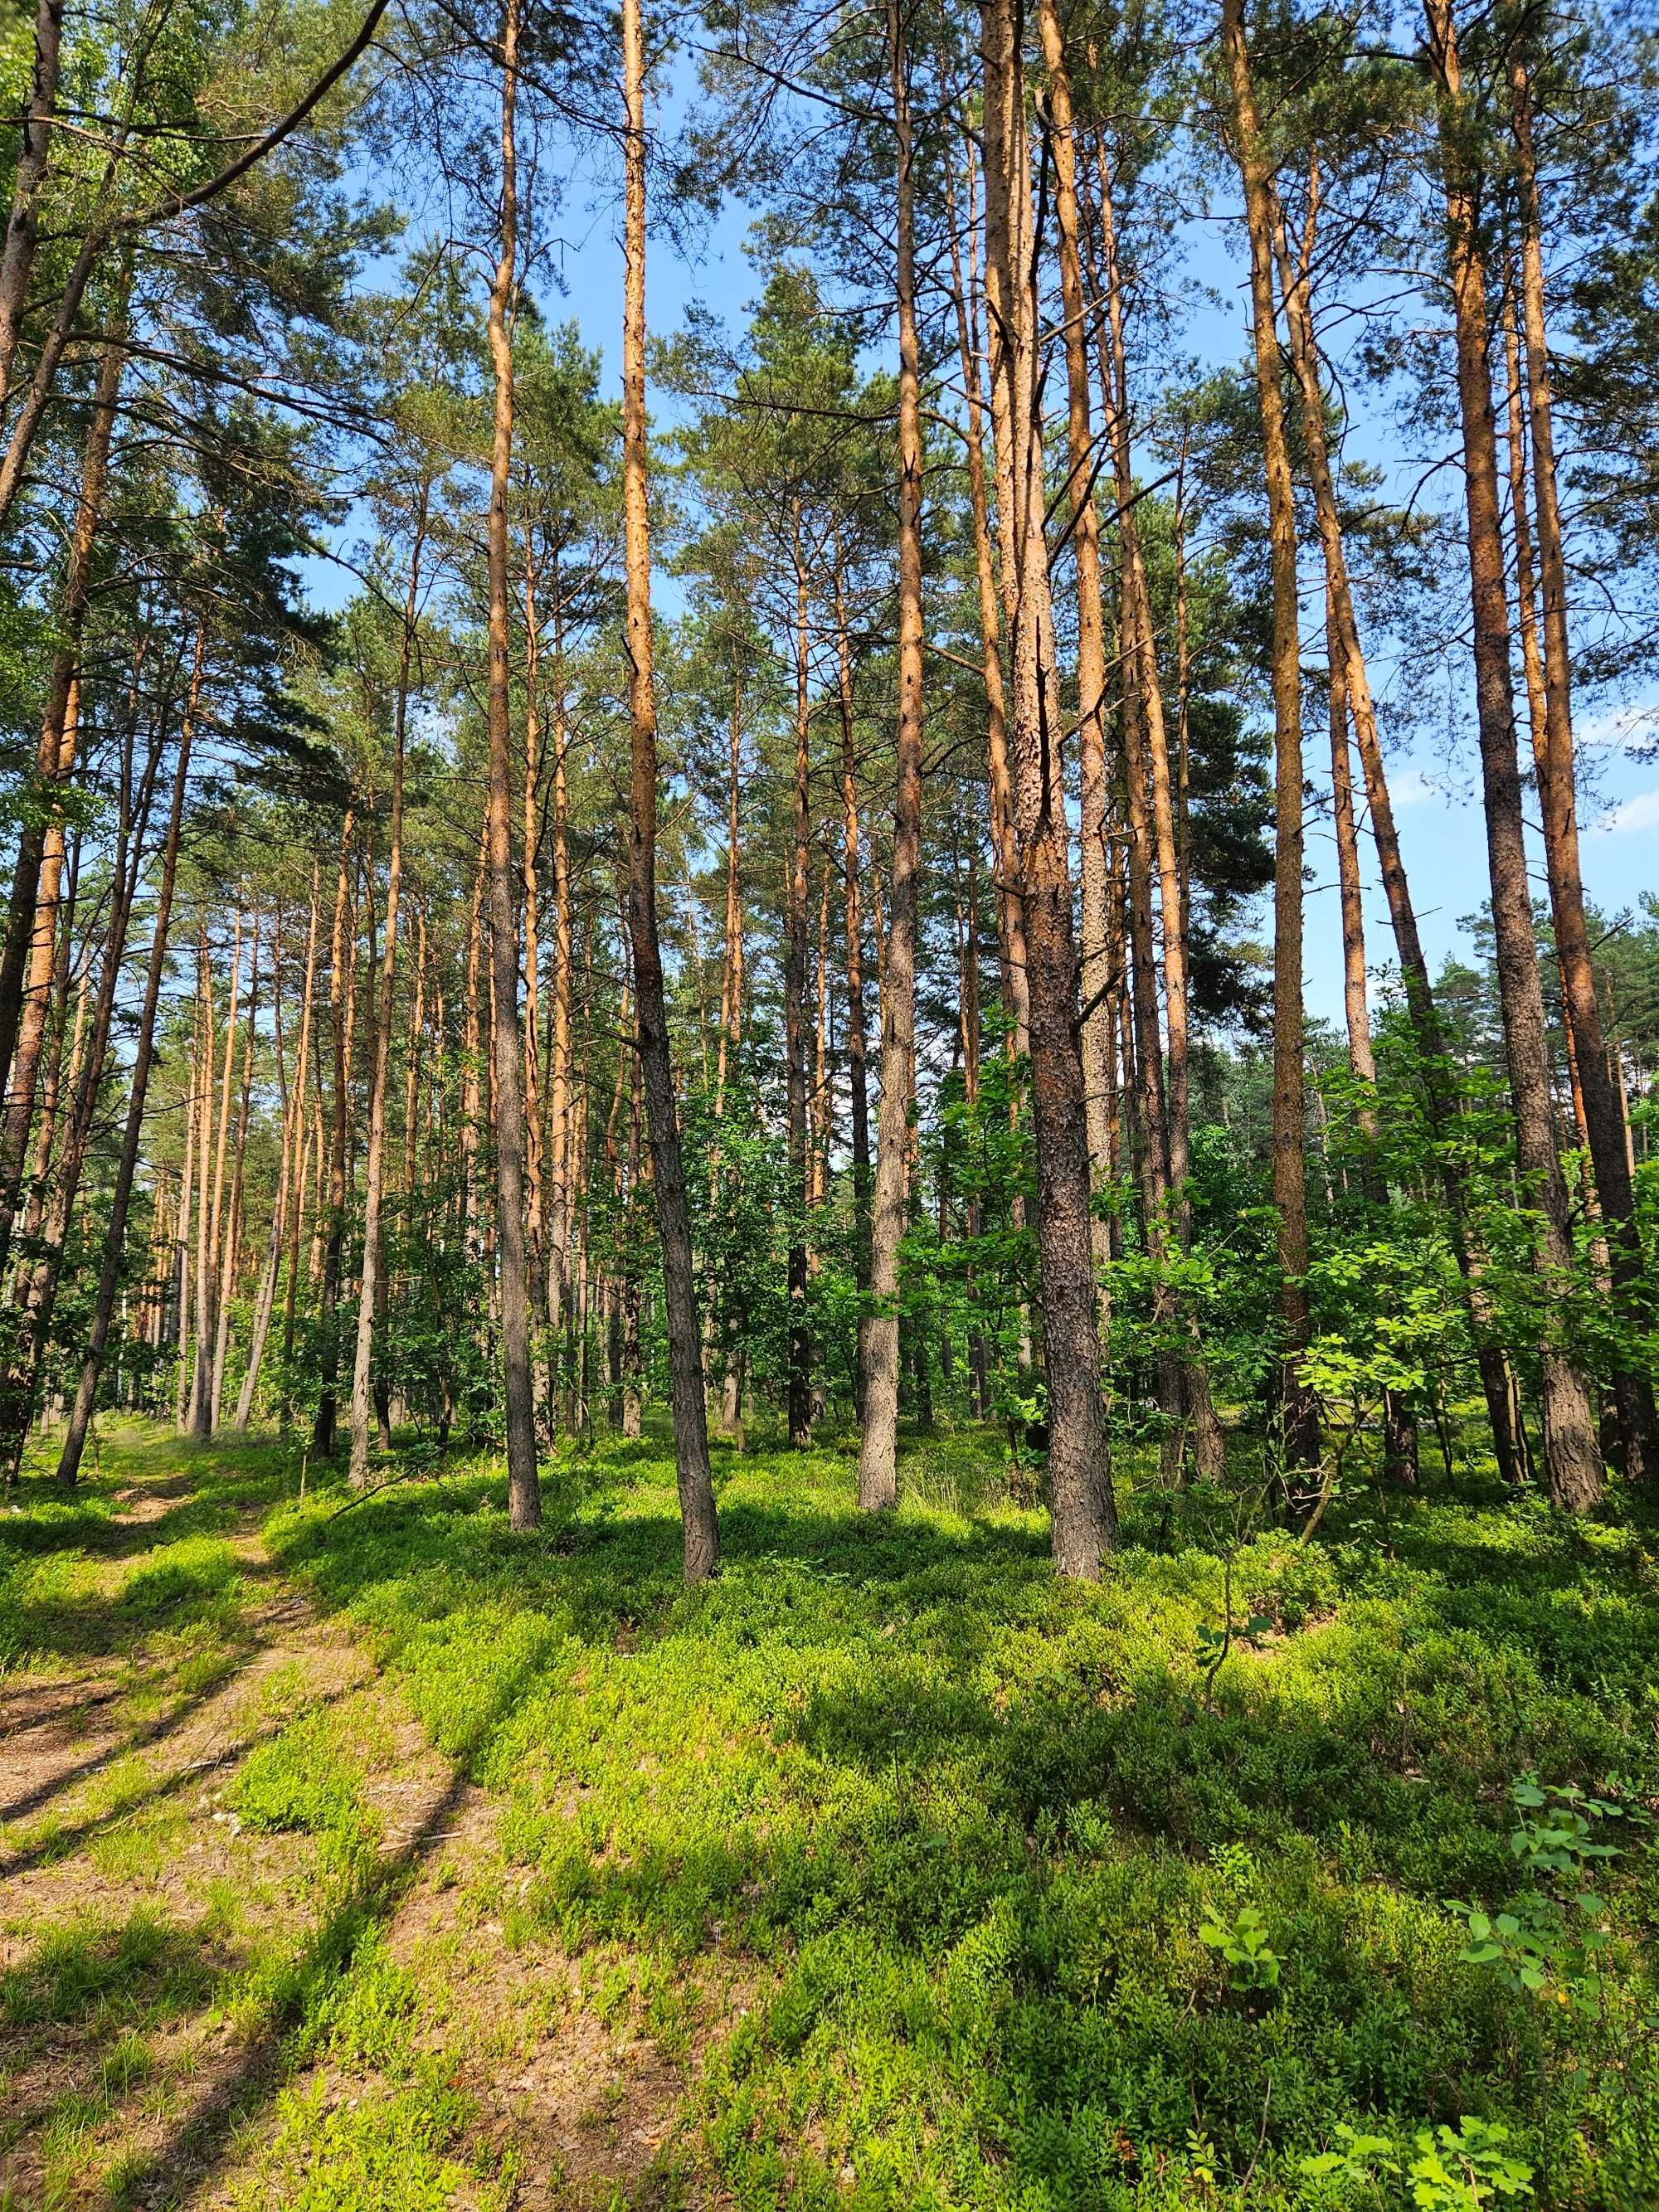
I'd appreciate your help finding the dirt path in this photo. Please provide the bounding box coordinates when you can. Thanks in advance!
[0,1452,703,2210]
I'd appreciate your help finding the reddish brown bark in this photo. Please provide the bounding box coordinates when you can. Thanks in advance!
[620,0,718,1578]
[1425,0,1603,1509]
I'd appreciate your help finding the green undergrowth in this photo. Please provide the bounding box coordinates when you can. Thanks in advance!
[6,1418,1659,2207]
[251,1418,1659,2210]
[0,1427,509,2211]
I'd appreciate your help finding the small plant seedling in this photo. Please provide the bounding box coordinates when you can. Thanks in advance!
[1508,1774,1627,1889]
[1301,2121,1400,2194]
[1303,2118,1534,2210]
[1452,1772,1632,2010]
[1209,1840,1259,1889]
[1408,2118,1533,2208]
[1199,1904,1281,1992]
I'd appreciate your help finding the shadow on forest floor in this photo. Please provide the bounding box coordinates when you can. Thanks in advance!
[6,1417,1659,2207]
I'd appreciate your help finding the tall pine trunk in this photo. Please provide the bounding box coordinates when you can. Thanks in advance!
[1037,0,1113,1282]
[0,0,66,402]
[857,0,925,1514]
[980,0,1115,1575]
[484,0,539,1528]
[238,873,320,1430]
[944,150,1029,1053]
[1089,129,1227,1482]
[349,517,423,1488]
[212,917,257,1424]
[834,544,872,1353]
[312,812,355,1456]
[620,0,718,1579]
[786,505,814,1446]
[57,643,200,1484]
[1508,56,1656,1480]
[1222,0,1320,1484]
[0,318,124,1274]
[1424,0,1603,1510]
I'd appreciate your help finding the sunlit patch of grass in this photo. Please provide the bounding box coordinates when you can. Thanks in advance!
[88,1799,191,1884]
[10,1417,1659,2206]
[226,2064,502,2212]
[257,1426,1659,2205]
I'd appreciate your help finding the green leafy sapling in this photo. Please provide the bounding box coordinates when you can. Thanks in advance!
[1452,1773,1632,2012]
[1303,2117,1533,2210]
[1301,2122,1400,2200]
[1407,2119,1534,2209]
[1199,1904,1281,1992]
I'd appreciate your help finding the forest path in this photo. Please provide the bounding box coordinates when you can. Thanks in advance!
[0,1432,698,2210]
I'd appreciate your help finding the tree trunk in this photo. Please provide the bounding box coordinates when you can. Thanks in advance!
[711,663,745,1434]
[0,0,66,403]
[980,0,1115,1575]
[810,853,832,1211]
[1424,0,1603,1510]
[238,873,320,1430]
[0,317,125,1272]
[948,142,1029,1056]
[857,0,926,1515]
[0,676,168,1469]
[833,549,872,1354]
[56,657,199,1484]
[522,519,551,1424]
[785,503,814,1446]
[1509,55,1657,1480]
[620,0,718,1579]
[1222,0,1321,1484]
[188,942,213,1429]
[202,912,243,1432]
[1038,0,1114,1287]
[312,809,355,1456]
[174,989,198,1432]
[483,0,539,1528]
[621,1050,644,1438]
[547,589,574,1341]
[349,517,423,1489]
[212,916,258,1424]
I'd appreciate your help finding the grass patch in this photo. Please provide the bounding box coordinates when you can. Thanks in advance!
[6,1418,1659,2206]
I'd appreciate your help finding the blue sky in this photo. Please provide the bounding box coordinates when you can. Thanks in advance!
[338,54,1656,1032]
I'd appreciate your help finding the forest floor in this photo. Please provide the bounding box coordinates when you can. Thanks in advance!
[2,1417,1657,2211]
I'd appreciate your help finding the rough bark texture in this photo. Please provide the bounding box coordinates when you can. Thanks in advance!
[484,0,539,1529]
[834,547,872,1330]
[1038,0,1113,1281]
[0,677,167,1469]
[786,512,814,1446]
[1509,56,1656,1480]
[56,658,198,1484]
[0,0,65,402]
[349,524,421,1489]
[981,0,1115,1577]
[857,1,926,1517]
[620,0,719,1580]
[1424,0,1603,1510]
[1223,0,1321,1480]
[0,318,124,1272]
